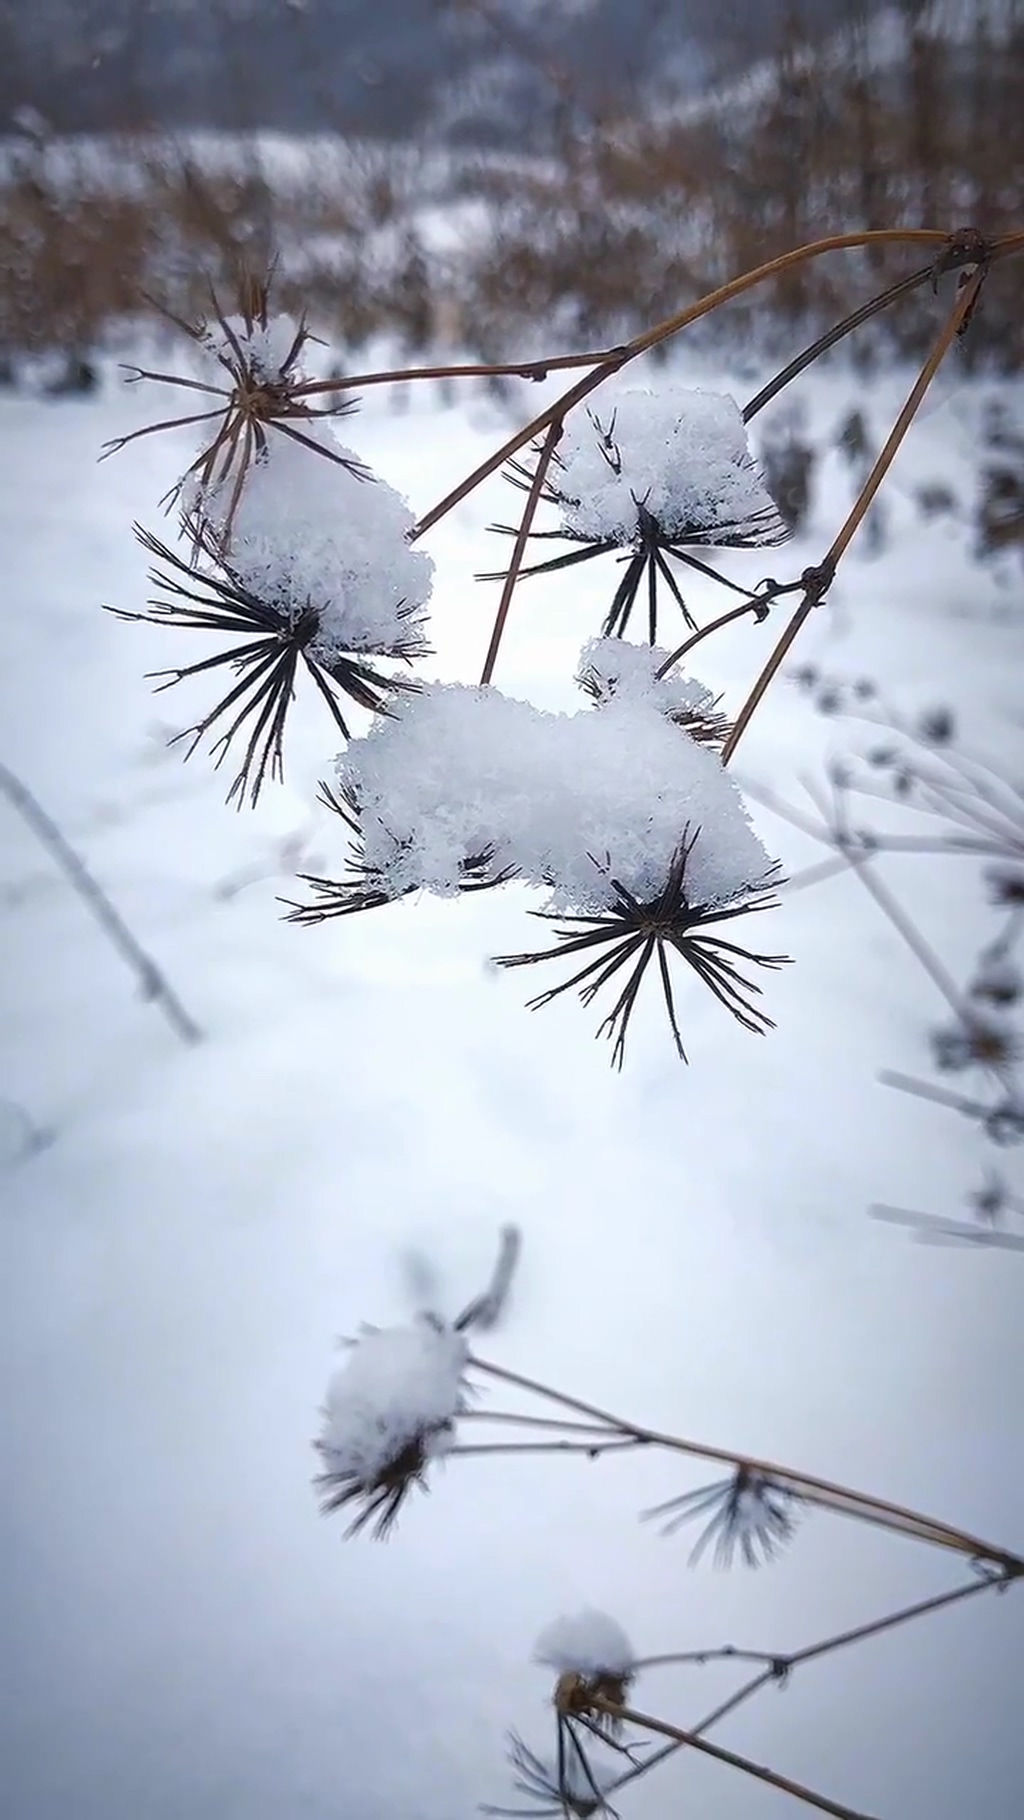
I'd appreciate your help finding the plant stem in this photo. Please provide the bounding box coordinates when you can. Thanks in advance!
[721,268,987,766]
[480,418,563,686]
[594,1694,877,1819]
[0,762,202,1046]
[469,1354,1022,1571]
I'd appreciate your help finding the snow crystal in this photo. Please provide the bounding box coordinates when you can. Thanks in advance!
[535,1610,635,1681]
[577,635,719,721]
[196,424,434,659]
[317,1319,467,1487]
[335,680,773,914]
[553,386,784,546]
[199,311,306,382]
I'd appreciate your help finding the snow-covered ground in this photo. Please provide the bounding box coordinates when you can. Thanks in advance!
[1,345,1022,1820]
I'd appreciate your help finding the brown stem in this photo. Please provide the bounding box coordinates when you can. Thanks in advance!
[469,1355,1022,1570]
[293,348,628,396]
[594,1695,877,1819]
[656,598,765,676]
[721,268,987,767]
[410,229,973,541]
[479,418,563,686]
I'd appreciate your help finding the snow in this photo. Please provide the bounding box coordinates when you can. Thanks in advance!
[2,348,1024,1820]
[576,635,722,724]
[535,1610,636,1681]
[316,1318,467,1490]
[195,425,434,661]
[198,311,308,385]
[333,676,773,913]
[551,387,786,547]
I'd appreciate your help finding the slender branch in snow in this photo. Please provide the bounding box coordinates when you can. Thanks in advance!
[0,762,201,1045]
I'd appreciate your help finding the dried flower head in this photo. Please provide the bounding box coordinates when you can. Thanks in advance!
[314,1315,468,1538]
[481,1730,620,1819]
[483,388,787,643]
[105,270,368,545]
[536,1612,636,1730]
[644,1466,800,1568]
[496,834,788,1069]
[110,526,427,805]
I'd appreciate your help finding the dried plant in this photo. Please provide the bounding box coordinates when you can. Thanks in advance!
[494,838,787,1069]
[103,225,1024,1819]
[109,526,426,806]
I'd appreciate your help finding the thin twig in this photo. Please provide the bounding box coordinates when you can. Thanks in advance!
[594,1694,877,1819]
[720,267,987,766]
[0,762,202,1045]
[410,229,982,541]
[480,418,564,686]
[468,1355,1022,1571]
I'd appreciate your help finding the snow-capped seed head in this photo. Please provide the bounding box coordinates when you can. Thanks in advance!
[116,522,423,808]
[198,306,312,388]
[552,387,788,549]
[576,637,731,748]
[537,1612,635,1729]
[195,426,433,662]
[326,681,771,915]
[536,1610,636,1687]
[314,1317,468,1538]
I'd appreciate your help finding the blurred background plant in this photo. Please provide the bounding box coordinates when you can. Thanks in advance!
[3,1,1024,381]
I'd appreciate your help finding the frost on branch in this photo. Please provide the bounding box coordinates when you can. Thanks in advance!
[291,676,787,1064]
[553,387,786,548]
[314,1317,468,1537]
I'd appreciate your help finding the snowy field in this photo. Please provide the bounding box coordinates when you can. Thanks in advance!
[1,345,1023,1819]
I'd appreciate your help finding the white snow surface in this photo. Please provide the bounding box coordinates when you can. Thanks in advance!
[535,1609,636,1680]
[197,425,434,659]
[318,1319,467,1485]
[336,678,772,912]
[554,387,784,546]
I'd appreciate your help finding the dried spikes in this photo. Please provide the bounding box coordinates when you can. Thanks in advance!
[483,394,789,645]
[103,269,370,549]
[313,1317,469,1540]
[110,526,422,807]
[284,782,518,924]
[481,1729,621,1819]
[495,836,788,1069]
[644,1466,801,1568]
